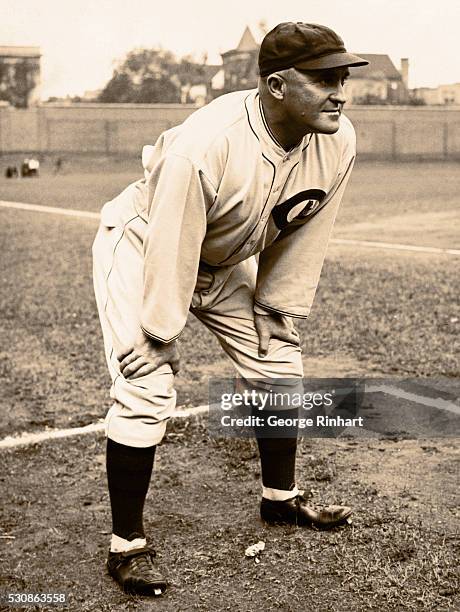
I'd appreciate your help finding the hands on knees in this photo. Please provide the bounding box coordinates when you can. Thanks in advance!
[117,329,180,378]
[254,313,300,358]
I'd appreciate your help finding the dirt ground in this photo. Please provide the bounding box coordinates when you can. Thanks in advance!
[1,417,459,612]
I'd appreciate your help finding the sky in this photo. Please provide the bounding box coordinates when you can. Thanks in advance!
[0,0,458,99]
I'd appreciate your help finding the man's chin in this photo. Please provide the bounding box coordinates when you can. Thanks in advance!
[314,120,341,135]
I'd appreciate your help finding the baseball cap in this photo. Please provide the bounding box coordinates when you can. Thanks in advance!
[258,22,369,77]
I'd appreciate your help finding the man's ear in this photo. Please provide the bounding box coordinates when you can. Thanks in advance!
[266,73,286,100]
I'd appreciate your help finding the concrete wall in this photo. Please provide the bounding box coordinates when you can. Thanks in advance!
[0,103,195,156]
[1,102,460,160]
[346,106,460,160]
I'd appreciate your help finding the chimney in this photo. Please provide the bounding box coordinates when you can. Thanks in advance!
[400,58,409,88]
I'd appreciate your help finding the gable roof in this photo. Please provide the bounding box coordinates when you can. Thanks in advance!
[236,26,258,52]
[350,54,402,80]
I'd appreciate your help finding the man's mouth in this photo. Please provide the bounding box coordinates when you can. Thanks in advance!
[322,108,341,115]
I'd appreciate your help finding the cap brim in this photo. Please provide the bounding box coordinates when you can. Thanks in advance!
[294,52,369,70]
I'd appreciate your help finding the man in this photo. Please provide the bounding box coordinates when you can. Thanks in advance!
[92,22,368,596]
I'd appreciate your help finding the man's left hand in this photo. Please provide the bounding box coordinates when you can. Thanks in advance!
[254,313,300,358]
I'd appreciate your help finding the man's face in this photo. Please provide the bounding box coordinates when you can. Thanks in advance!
[281,66,350,135]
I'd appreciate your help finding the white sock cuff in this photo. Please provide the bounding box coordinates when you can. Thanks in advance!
[262,485,300,501]
[110,534,147,553]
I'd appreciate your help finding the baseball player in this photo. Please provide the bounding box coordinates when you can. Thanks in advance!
[92,22,368,596]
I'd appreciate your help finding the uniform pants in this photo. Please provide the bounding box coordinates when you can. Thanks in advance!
[92,188,303,448]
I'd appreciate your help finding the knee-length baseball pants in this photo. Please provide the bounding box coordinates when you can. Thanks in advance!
[92,185,303,448]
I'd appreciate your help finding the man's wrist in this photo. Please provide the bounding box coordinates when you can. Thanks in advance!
[253,304,272,316]
[140,326,178,345]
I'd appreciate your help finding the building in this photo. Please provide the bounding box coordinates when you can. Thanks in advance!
[412,83,460,106]
[436,83,460,105]
[0,46,41,107]
[410,87,439,105]
[220,26,259,93]
[344,55,409,104]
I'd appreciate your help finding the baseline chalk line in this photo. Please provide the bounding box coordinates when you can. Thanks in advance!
[2,383,459,450]
[0,405,209,450]
[365,384,460,416]
[1,199,458,256]
[0,200,100,220]
[331,238,460,256]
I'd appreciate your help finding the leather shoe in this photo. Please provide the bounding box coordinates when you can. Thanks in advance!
[107,546,168,596]
[261,493,352,529]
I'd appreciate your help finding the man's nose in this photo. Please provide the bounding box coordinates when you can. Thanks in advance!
[331,82,347,105]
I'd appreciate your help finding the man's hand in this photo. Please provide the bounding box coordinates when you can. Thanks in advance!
[117,329,180,379]
[254,312,300,358]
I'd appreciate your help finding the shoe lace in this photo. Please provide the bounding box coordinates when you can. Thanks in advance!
[130,551,155,575]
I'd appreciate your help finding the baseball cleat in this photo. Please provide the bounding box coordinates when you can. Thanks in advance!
[260,493,352,529]
[107,546,168,596]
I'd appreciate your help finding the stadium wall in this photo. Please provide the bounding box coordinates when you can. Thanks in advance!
[0,103,460,160]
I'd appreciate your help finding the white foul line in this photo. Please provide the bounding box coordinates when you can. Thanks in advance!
[331,238,460,256]
[0,405,209,449]
[1,199,459,256]
[1,382,459,450]
[365,384,460,416]
[0,200,100,220]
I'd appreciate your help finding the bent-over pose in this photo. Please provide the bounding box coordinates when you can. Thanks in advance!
[92,22,368,595]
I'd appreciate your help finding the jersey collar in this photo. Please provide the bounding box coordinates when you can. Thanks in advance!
[245,90,309,162]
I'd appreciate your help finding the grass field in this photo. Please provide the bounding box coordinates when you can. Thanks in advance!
[0,158,459,611]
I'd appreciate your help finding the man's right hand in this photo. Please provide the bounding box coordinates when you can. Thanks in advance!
[117,329,180,379]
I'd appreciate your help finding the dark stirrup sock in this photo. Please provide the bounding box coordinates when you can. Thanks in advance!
[251,404,299,491]
[106,438,156,540]
[255,435,298,491]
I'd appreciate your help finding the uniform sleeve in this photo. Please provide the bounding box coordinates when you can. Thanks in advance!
[254,155,355,318]
[141,154,214,343]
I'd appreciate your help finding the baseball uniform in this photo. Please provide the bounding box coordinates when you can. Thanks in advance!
[92,88,356,447]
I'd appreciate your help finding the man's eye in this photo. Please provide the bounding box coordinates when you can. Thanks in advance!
[316,74,349,86]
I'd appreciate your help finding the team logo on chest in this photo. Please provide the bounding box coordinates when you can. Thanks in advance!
[271,189,327,230]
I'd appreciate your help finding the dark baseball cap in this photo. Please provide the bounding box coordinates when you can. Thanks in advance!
[258,22,369,77]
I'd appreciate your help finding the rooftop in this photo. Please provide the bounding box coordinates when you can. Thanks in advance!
[222,26,258,57]
[351,54,402,80]
[0,46,41,58]
[236,26,258,52]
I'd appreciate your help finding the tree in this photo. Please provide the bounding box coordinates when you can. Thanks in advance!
[98,48,182,103]
[0,59,39,108]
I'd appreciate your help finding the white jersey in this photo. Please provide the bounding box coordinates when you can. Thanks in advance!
[101,89,356,343]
